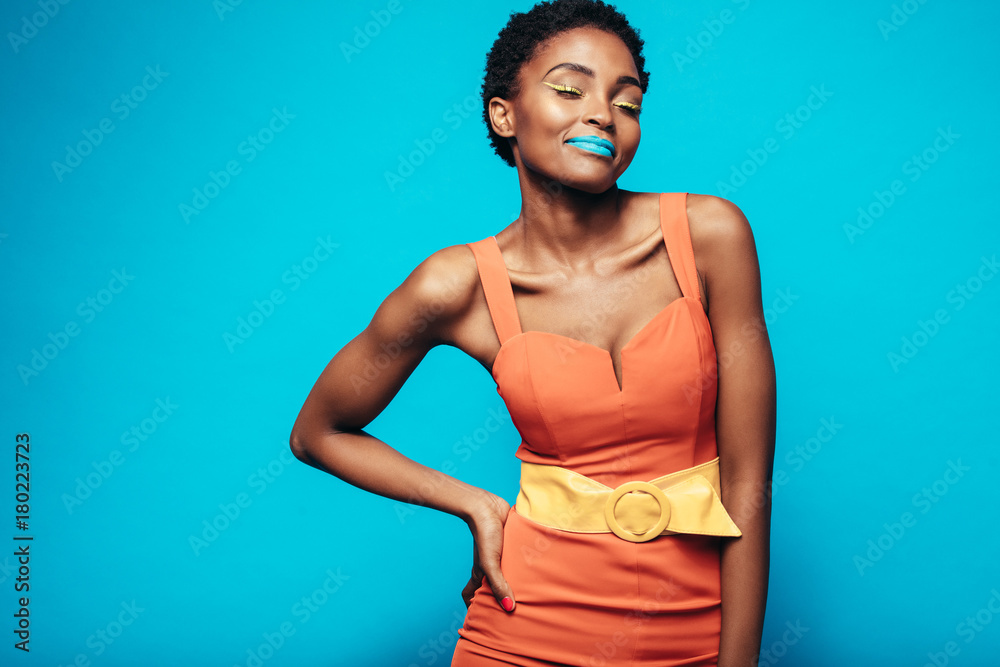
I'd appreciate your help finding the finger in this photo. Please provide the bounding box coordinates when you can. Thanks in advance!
[460,543,480,608]
[467,498,515,611]
[462,579,479,608]
[462,551,485,608]
[461,574,482,604]
[478,551,514,613]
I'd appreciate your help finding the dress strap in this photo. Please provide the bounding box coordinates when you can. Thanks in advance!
[659,192,701,303]
[465,236,523,345]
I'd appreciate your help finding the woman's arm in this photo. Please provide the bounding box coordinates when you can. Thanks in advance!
[289,246,520,615]
[289,245,490,519]
[691,195,777,667]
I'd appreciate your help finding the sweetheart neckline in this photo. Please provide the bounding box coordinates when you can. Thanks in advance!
[490,295,701,393]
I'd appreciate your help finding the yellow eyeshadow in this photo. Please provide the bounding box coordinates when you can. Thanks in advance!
[542,81,582,94]
[542,81,641,113]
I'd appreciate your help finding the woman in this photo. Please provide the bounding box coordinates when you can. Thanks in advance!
[290,1,776,665]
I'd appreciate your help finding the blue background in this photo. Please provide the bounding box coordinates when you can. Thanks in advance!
[1,1,997,665]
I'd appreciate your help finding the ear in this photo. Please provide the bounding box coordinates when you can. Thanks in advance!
[488,97,515,138]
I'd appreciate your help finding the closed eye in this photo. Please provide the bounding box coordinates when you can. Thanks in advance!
[543,81,641,116]
[614,101,642,116]
[542,82,582,95]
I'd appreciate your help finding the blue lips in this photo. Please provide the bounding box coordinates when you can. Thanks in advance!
[566,135,615,157]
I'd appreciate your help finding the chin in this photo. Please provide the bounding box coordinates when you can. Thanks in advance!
[567,179,617,195]
[519,153,627,195]
[555,166,623,195]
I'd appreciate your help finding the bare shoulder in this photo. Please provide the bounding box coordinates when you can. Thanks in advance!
[389,242,482,345]
[686,193,754,250]
[394,240,501,372]
[685,194,760,310]
[686,194,758,269]
[287,242,490,439]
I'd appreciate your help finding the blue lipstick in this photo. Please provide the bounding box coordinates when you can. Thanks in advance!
[566,135,615,158]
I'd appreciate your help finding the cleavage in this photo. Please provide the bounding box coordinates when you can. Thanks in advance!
[511,285,684,392]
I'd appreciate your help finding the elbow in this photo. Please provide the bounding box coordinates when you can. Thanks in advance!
[290,420,348,464]
[290,402,354,464]
[289,424,313,463]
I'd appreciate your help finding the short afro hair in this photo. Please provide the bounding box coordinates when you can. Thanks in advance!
[481,0,650,168]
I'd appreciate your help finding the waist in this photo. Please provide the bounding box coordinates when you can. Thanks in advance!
[514,456,742,543]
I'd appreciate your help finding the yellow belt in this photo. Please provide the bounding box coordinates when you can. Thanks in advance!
[514,456,742,543]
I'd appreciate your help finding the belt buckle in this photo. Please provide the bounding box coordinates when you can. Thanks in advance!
[603,480,672,543]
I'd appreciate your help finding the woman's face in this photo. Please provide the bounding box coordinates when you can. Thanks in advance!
[496,26,643,194]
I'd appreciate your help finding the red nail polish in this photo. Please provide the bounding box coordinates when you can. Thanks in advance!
[501,596,514,611]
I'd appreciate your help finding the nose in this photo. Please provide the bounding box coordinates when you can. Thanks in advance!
[583,96,614,131]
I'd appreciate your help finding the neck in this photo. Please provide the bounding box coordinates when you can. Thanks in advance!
[510,169,627,270]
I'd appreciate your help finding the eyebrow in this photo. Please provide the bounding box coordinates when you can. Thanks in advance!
[543,62,641,89]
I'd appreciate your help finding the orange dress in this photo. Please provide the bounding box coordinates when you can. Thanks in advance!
[451,192,728,666]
